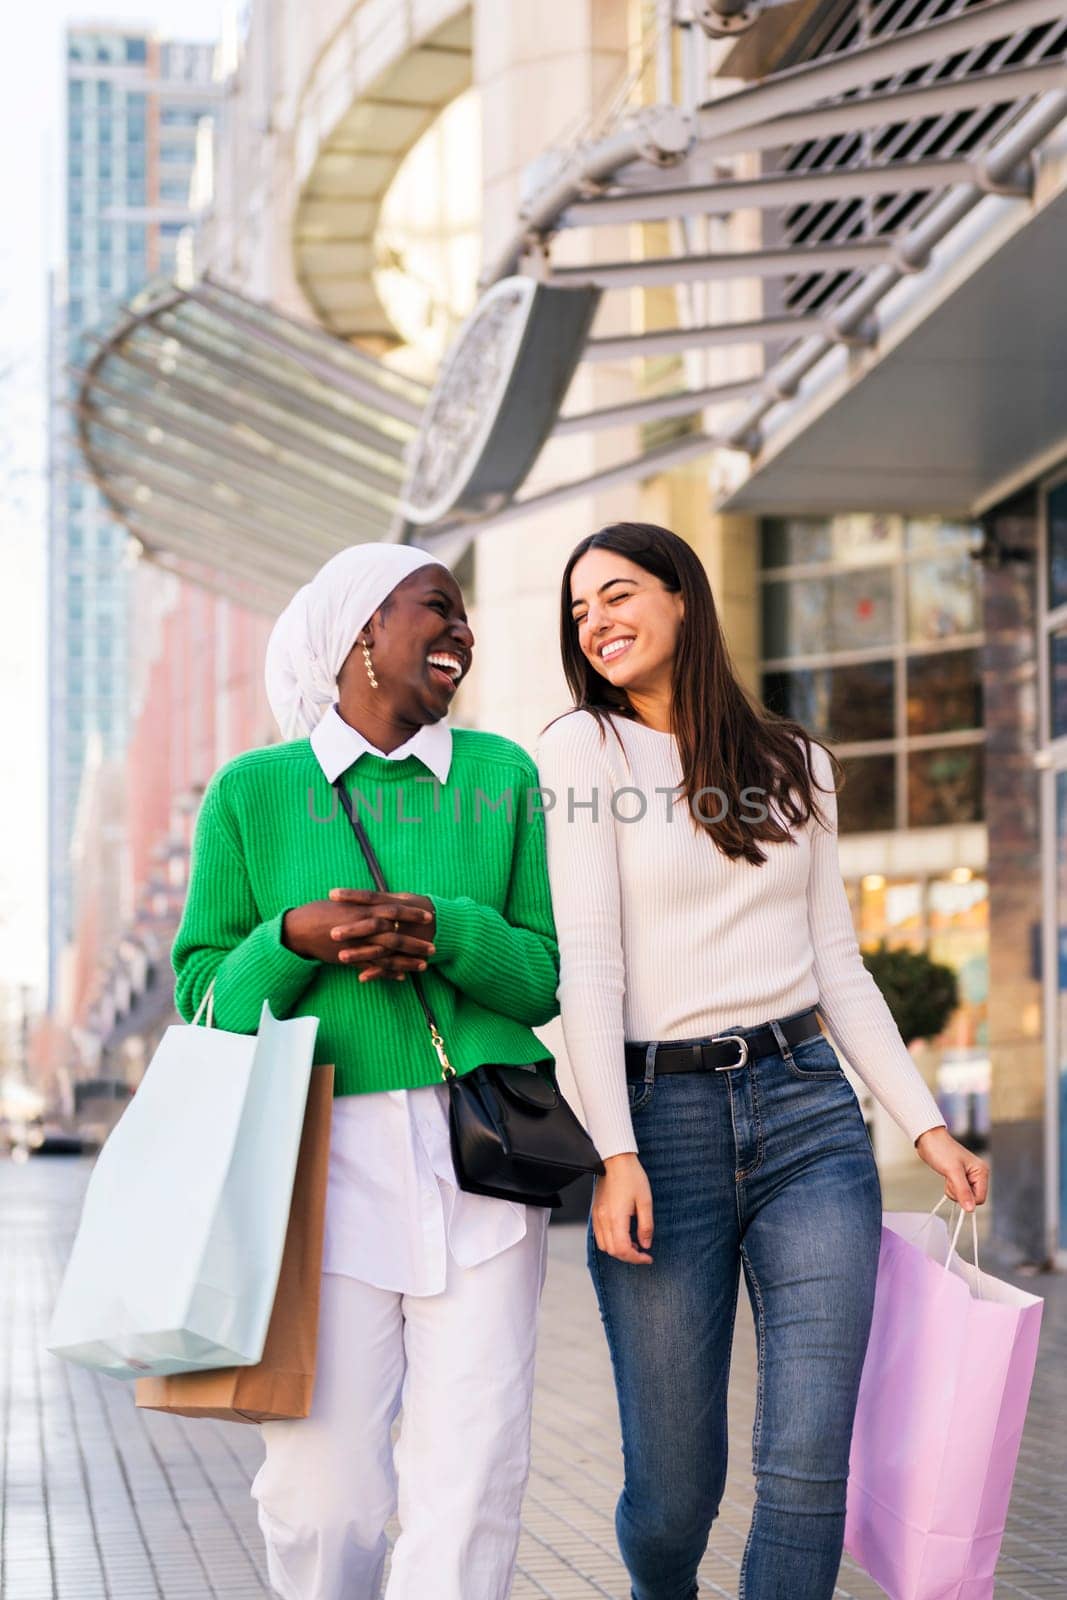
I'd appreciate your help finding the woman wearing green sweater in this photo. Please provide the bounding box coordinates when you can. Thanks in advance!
[171,543,559,1600]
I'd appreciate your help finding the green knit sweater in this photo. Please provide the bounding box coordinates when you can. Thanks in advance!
[171,731,560,1095]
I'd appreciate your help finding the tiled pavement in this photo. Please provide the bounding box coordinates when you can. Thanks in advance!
[2,1156,1065,1600]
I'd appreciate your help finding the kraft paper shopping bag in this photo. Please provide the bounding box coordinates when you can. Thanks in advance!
[136,1063,333,1422]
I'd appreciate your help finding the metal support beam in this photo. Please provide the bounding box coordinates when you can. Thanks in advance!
[554,376,760,434]
[479,105,695,286]
[697,0,1067,144]
[582,315,825,362]
[701,61,1067,159]
[547,239,894,290]
[559,158,1008,229]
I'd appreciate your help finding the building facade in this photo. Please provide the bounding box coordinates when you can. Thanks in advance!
[47,26,215,1013]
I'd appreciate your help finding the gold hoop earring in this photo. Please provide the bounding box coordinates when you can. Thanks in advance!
[362,640,379,690]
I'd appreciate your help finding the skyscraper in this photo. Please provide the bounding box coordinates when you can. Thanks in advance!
[47,27,215,1010]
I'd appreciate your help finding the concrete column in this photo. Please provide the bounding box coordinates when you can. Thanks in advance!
[469,0,641,751]
[981,493,1046,1262]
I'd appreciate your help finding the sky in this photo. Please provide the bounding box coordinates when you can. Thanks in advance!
[0,1,224,1000]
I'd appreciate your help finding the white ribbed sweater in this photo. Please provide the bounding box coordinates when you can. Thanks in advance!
[535,711,946,1161]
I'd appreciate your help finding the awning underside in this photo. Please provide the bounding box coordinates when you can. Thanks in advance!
[76,278,428,612]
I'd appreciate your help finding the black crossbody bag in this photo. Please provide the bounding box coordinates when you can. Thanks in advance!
[333,780,605,1209]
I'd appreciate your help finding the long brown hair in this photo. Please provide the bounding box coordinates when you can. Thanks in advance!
[557,522,839,866]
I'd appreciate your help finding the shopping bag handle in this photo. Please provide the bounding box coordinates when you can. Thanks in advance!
[922,1195,984,1300]
[190,978,216,1030]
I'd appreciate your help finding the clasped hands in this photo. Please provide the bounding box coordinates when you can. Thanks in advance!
[281,889,437,982]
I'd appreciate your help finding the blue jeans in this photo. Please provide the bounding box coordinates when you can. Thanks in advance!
[588,1015,882,1600]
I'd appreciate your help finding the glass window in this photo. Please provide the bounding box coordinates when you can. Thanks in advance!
[858,876,923,948]
[907,746,983,827]
[764,560,895,652]
[906,557,980,642]
[927,872,988,932]
[830,567,895,651]
[98,81,111,105]
[69,81,84,105]
[160,141,196,163]
[762,575,828,658]
[69,112,84,143]
[1047,481,1067,613]
[761,518,832,569]
[762,660,895,742]
[127,177,146,206]
[125,37,147,63]
[837,755,896,833]
[1050,630,1067,740]
[127,108,146,142]
[905,518,978,553]
[831,514,903,567]
[127,147,146,178]
[906,649,982,735]
[99,121,112,146]
[160,177,190,202]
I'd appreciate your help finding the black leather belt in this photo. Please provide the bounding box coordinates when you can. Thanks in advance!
[624,1008,822,1081]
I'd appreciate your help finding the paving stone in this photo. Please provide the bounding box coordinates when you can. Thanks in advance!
[2,1158,1064,1598]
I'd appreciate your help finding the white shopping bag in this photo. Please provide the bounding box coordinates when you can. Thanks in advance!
[47,982,318,1380]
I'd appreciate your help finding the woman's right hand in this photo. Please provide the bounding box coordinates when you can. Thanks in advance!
[281,898,435,979]
[591,1153,655,1265]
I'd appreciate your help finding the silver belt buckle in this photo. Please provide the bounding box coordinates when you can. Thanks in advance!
[713,1033,750,1071]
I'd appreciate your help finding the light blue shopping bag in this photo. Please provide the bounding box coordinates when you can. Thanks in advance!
[47,982,318,1379]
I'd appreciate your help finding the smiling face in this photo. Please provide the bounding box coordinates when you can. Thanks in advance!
[568,548,684,701]
[340,563,474,728]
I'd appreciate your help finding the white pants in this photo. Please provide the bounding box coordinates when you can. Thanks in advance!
[251,1216,548,1600]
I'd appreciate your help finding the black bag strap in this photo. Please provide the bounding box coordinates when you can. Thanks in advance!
[332,778,455,1079]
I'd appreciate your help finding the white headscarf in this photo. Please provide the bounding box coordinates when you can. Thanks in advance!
[264,543,439,739]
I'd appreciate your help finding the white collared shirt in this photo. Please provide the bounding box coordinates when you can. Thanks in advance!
[311,704,527,1295]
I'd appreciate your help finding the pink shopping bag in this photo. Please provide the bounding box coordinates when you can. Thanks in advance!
[844,1201,1043,1600]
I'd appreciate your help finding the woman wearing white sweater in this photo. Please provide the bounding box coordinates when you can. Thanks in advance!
[536,522,988,1600]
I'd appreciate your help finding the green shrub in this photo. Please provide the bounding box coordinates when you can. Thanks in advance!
[861,941,959,1045]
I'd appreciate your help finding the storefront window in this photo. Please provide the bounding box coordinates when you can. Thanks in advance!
[761,513,983,833]
[907,746,983,827]
[853,869,989,1141]
[1046,480,1067,612]
[837,755,896,833]
[906,649,982,735]
[761,519,831,567]
[1050,630,1067,740]
[831,567,895,650]
[763,660,895,741]
[906,557,981,642]
[858,875,923,947]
